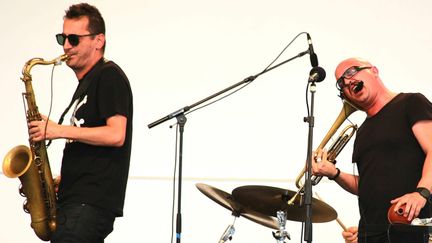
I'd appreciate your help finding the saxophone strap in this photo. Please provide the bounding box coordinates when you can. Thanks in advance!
[47,58,108,147]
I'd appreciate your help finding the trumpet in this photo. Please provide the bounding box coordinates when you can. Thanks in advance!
[288,100,358,205]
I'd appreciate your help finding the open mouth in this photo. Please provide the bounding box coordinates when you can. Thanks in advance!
[352,81,364,94]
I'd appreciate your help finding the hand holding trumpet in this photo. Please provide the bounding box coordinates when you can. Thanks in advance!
[312,149,340,180]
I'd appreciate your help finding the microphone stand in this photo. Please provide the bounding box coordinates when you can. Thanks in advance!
[148,50,309,243]
[303,78,317,243]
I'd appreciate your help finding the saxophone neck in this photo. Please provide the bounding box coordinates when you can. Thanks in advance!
[21,54,69,82]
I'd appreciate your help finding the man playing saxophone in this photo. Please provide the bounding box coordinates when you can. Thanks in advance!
[312,57,432,243]
[28,3,133,243]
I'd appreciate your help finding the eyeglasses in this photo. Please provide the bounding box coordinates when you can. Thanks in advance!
[336,66,371,90]
[55,33,97,46]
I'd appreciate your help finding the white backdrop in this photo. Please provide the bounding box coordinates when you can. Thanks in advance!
[1,1,431,243]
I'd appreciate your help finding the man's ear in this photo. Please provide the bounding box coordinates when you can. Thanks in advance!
[371,66,379,77]
[95,33,105,50]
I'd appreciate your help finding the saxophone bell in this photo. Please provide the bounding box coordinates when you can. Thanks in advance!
[2,145,32,178]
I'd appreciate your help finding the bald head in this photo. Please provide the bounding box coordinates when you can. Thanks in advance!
[335,58,373,80]
[334,57,396,116]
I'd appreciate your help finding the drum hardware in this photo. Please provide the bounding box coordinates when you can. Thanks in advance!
[387,203,432,241]
[219,222,235,243]
[231,185,337,223]
[196,183,279,230]
[272,211,291,243]
[411,218,432,226]
[388,202,432,226]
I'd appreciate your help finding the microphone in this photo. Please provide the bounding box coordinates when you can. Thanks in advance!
[307,33,318,67]
[219,224,235,243]
[353,81,364,93]
[308,66,326,82]
[411,217,432,226]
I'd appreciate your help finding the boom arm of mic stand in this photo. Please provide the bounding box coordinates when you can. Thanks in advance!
[146,49,308,243]
[147,50,309,129]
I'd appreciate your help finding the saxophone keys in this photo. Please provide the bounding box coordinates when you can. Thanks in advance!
[23,199,29,213]
[19,184,26,197]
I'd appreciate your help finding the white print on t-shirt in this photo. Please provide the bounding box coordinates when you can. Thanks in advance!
[67,95,88,143]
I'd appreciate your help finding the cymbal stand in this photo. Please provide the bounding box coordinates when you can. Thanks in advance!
[272,210,290,243]
[218,218,236,243]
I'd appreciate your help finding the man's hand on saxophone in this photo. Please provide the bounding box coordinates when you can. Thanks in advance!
[28,112,128,147]
[28,114,60,142]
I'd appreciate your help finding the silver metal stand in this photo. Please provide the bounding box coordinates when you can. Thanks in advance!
[272,211,291,243]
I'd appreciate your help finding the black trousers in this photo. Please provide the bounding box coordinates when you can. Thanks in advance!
[51,203,116,243]
[359,226,430,243]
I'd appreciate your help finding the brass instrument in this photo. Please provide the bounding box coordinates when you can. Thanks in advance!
[288,100,358,205]
[2,54,68,241]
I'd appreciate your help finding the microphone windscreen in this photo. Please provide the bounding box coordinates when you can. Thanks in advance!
[309,66,326,82]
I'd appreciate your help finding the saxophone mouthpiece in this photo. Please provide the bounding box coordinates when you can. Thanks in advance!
[55,54,69,65]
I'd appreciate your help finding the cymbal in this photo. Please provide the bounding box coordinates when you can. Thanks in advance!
[231,185,337,223]
[196,183,279,230]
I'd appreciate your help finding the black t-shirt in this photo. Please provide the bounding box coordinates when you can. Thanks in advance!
[58,58,133,217]
[353,93,432,239]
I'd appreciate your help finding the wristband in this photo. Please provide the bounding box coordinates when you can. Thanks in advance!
[415,187,430,200]
[328,168,340,180]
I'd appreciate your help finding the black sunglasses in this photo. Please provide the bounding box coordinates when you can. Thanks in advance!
[56,33,97,46]
[336,66,371,90]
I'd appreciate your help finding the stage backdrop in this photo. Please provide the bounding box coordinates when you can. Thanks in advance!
[1,1,431,242]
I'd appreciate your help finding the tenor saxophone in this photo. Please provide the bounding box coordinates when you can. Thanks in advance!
[2,54,68,241]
